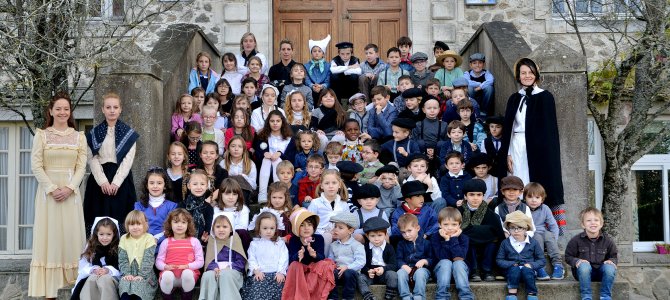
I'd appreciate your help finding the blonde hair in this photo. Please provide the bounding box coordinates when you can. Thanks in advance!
[397,214,419,229]
[124,210,149,234]
[102,92,122,107]
[276,160,295,175]
[284,91,311,127]
[579,207,604,224]
[239,32,258,51]
[174,94,195,117]
[315,169,348,200]
[438,207,462,224]
[223,136,252,174]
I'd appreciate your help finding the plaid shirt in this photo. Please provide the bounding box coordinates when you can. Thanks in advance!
[359,161,384,184]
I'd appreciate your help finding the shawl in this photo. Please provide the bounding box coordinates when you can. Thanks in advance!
[461,201,489,229]
[119,233,155,267]
[204,231,247,269]
[241,49,258,67]
[87,119,139,163]
[183,194,208,236]
[315,105,339,131]
[309,58,326,74]
[92,244,119,268]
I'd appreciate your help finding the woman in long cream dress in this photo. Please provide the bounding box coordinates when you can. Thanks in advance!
[28,92,87,299]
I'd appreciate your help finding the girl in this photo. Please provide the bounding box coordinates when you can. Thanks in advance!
[156,209,205,300]
[178,170,214,243]
[279,63,314,109]
[242,212,289,300]
[118,210,157,300]
[195,140,229,190]
[249,182,293,239]
[84,93,138,234]
[305,35,332,105]
[307,169,352,251]
[172,94,203,140]
[284,90,312,134]
[179,121,202,168]
[205,92,229,131]
[215,78,235,117]
[225,107,255,151]
[220,136,258,191]
[253,110,297,203]
[241,77,260,108]
[133,167,177,242]
[434,50,464,99]
[200,213,247,300]
[201,106,225,155]
[188,51,220,94]
[190,87,206,114]
[310,88,347,143]
[222,53,244,95]
[72,217,120,300]
[242,56,270,97]
[236,32,269,75]
[166,141,189,204]
[213,178,251,231]
[341,118,364,163]
[293,130,320,173]
[251,84,285,131]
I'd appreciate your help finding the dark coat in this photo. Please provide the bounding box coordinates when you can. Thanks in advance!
[252,135,298,166]
[362,240,398,274]
[458,206,505,245]
[501,90,564,206]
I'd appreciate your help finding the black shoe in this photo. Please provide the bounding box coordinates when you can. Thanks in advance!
[483,273,495,282]
[363,291,377,300]
[470,274,482,282]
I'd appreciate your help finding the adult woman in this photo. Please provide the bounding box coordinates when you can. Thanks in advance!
[235,32,269,75]
[501,57,566,233]
[28,92,87,299]
[84,92,139,234]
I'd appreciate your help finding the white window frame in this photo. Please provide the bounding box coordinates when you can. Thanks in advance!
[552,0,642,18]
[631,156,670,252]
[587,118,604,209]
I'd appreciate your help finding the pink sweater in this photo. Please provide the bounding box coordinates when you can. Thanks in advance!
[171,113,203,139]
[155,237,204,271]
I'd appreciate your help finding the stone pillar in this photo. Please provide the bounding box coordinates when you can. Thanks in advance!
[94,41,165,191]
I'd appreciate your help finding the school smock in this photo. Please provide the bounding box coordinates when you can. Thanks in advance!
[413,118,449,151]
[305,59,331,88]
[374,181,402,212]
[390,203,439,238]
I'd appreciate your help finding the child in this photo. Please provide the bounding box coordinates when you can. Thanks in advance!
[188,52,219,94]
[396,36,414,72]
[459,179,504,282]
[225,107,255,151]
[441,77,482,124]
[404,153,444,212]
[439,120,473,166]
[180,121,202,168]
[358,43,388,99]
[367,85,398,143]
[199,212,247,300]
[134,168,177,243]
[525,182,564,280]
[465,153,498,203]
[307,169,353,251]
[214,78,235,117]
[434,50,464,99]
[377,48,410,99]
[330,41,362,100]
[234,94,252,115]
[242,56,270,98]
[464,53,494,116]
[118,211,157,300]
[190,87,206,114]
[431,207,474,300]
[220,136,258,191]
[253,110,297,203]
[496,211,545,300]
[178,169,214,243]
[480,115,506,179]
[325,141,343,170]
[305,35,332,104]
[413,98,448,173]
[392,75,415,112]
[395,213,432,299]
[251,182,294,238]
[336,160,364,204]
[214,178,251,232]
[352,183,389,242]
[201,106,225,155]
[172,94,203,140]
[276,161,299,207]
[195,140,229,190]
[358,217,398,300]
[310,88,347,141]
[298,154,325,207]
[241,77,260,108]
[359,140,384,184]
[243,211,289,300]
[458,99,486,151]
[294,130,320,173]
[439,152,473,208]
[221,52,244,95]
[348,93,370,135]
[251,84,285,131]
[390,181,439,240]
[409,52,433,88]
[72,217,120,300]
[166,141,189,204]
[430,41,449,72]
[284,90,312,134]
[494,176,535,238]
[374,165,402,218]
[341,118,365,163]
[327,211,365,300]
[566,207,618,300]
[280,63,315,109]
[381,118,420,168]
[397,87,425,122]
[282,208,336,299]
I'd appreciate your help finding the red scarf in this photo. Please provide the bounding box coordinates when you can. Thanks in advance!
[401,203,421,215]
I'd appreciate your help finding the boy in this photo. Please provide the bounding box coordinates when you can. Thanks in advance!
[524,182,564,280]
[424,78,442,100]
[496,211,545,300]
[367,85,398,143]
[397,87,425,122]
[404,153,445,213]
[493,176,535,238]
[430,41,450,72]
[459,179,504,282]
[277,160,299,206]
[465,153,497,203]
[348,93,370,134]
[439,152,473,208]
[337,160,364,204]
[330,42,362,100]
[565,207,618,300]
[358,217,398,300]
[242,77,260,110]
[439,120,473,166]
[409,52,433,88]
[377,48,410,100]
[328,211,366,300]
[480,116,506,179]
[359,140,384,184]
[358,44,389,99]
[325,141,343,170]
[374,165,402,218]
[381,118,420,169]
[464,53,494,116]
[392,75,415,113]
[353,184,389,242]
[390,181,439,240]
[268,39,296,94]
[431,207,474,300]
[413,97,448,162]
[298,154,325,207]
[395,213,431,299]
[396,36,415,72]
[442,77,481,124]
[458,99,486,151]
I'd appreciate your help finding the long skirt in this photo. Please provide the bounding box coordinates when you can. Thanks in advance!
[83,162,136,234]
[242,272,284,300]
[509,132,530,184]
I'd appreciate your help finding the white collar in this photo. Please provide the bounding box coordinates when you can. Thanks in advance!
[449,170,464,177]
[518,86,545,95]
[369,240,387,250]
[509,235,530,244]
[149,195,165,208]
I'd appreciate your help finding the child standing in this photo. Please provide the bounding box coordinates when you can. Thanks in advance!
[390,181,439,240]
[409,52,433,88]
[294,130,321,173]
[395,213,432,300]
[367,85,398,143]
[496,211,545,300]
[220,136,258,191]
[374,165,402,218]
[280,63,315,109]
[359,140,384,184]
[253,111,297,203]
[156,209,205,299]
[172,94,203,140]
[348,93,370,135]
[166,142,189,204]
[133,168,177,242]
[358,44,388,99]
[464,53,494,116]
[298,154,325,207]
[494,176,535,238]
[377,48,410,99]
[72,217,120,300]
[434,50,464,99]
[381,118,420,168]
[465,153,498,203]
[439,120,473,166]
[243,211,289,300]
[251,85,285,131]
[118,211,157,300]
[179,170,214,243]
[358,217,398,300]
[307,169,353,251]
[310,89,347,141]
[188,52,219,94]
[566,207,618,300]
[330,42,362,100]
[305,35,332,104]
[439,152,473,208]
[352,183,389,243]
[431,207,474,300]
[480,116,506,179]
[225,107,255,151]
[524,182,564,280]
[327,211,365,300]
[221,53,244,95]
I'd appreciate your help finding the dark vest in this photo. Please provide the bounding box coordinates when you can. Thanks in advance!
[496,201,528,223]
[470,70,487,83]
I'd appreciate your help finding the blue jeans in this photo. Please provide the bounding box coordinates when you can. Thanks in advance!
[397,267,430,300]
[434,259,474,300]
[506,266,537,295]
[468,85,494,116]
[573,263,617,300]
[428,197,447,215]
[328,268,358,299]
[466,243,496,274]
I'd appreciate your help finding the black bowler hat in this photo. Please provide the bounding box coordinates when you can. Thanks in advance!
[335,42,354,49]
[391,118,416,130]
[400,181,432,202]
[336,161,364,174]
[434,41,449,51]
[355,184,381,200]
[375,165,399,177]
[402,87,423,99]
[404,153,429,168]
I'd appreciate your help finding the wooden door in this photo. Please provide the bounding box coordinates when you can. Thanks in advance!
[273,0,407,64]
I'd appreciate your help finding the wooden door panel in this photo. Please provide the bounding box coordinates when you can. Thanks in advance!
[348,20,371,60]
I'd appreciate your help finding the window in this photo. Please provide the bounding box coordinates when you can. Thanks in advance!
[552,0,642,16]
[88,0,125,19]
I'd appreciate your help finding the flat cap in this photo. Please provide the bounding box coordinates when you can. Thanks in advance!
[330,211,360,229]
[469,53,486,62]
[363,217,390,233]
[410,52,428,63]
[452,77,469,88]
[501,176,524,191]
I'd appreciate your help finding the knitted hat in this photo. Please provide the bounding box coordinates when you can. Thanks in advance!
[330,211,360,229]
[289,208,320,237]
[309,35,332,54]
[436,50,463,67]
[501,176,524,191]
[504,211,535,231]
[462,179,487,194]
[363,217,390,233]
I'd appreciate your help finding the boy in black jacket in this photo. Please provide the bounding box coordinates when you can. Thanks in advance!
[358,217,398,300]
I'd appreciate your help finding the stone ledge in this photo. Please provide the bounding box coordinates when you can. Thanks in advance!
[634,253,670,265]
[0,259,30,273]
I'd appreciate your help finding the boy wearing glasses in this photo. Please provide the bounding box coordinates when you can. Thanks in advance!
[493,176,536,238]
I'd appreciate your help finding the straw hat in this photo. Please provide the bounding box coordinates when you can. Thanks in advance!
[436,50,463,67]
[289,208,320,237]
[503,211,535,232]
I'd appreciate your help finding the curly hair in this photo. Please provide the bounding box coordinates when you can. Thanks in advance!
[163,208,197,238]
[81,217,119,262]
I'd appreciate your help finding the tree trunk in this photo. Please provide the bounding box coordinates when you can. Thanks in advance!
[601,163,631,241]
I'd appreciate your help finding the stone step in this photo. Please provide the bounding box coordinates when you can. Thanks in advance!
[58,279,630,299]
